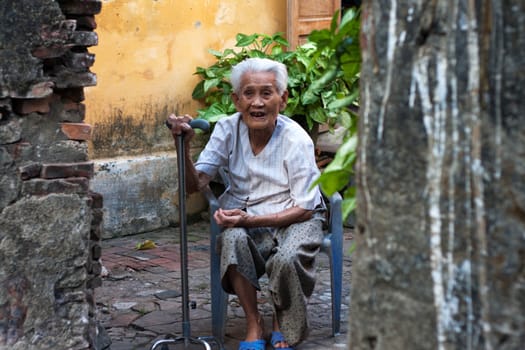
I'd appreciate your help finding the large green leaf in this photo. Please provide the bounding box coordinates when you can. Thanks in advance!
[313,135,358,195]
[192,80,206,99]
[203,78,221,93]
[236,33,258,47]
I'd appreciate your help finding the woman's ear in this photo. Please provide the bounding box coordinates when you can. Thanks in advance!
[280,90,289,111]
[231,92,240,110]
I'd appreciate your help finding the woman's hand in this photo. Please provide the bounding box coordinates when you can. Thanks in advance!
[213,208,249,228]
[166,114,195,143]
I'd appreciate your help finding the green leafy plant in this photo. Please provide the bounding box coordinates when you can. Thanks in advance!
[310,8,361,219]
[191,8,361,138]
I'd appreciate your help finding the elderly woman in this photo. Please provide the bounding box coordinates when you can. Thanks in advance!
[167,58,325,350]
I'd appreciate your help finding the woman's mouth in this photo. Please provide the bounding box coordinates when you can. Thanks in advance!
[250,112,266,118]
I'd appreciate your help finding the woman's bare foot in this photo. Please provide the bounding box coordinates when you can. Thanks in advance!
[245,314,265,341]
[272,315,291,348]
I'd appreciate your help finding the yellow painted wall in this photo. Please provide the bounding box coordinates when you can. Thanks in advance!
[85,0,286,158]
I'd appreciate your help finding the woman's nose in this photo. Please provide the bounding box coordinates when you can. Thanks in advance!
[251,95,264,106]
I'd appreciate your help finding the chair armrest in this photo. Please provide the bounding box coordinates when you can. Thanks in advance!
[327,191,343,233]
[201,185,219,212]
[201,185,221,239]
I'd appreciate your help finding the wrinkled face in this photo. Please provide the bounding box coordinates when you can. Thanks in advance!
[232,71,288,131]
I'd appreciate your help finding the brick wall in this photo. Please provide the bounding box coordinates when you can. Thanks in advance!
[0,1,104,349]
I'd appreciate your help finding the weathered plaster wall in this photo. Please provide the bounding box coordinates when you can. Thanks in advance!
[84,0,286,158]
[84,0,286,237]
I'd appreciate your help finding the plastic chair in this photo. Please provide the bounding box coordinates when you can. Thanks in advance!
[201,172,343,341]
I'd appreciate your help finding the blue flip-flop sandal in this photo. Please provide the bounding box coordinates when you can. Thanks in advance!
[270,331,294,350]
[239,339,266,350]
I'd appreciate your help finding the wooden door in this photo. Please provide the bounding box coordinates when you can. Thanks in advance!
[287,0,341,50]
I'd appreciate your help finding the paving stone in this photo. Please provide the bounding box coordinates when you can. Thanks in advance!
[109,312,142,328]
[154,290,182,300]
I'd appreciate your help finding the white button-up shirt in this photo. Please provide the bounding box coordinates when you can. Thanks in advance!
[195,113,324,216]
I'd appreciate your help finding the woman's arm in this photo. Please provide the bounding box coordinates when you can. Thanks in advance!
[213,205,313,228]
[166,114,213,194]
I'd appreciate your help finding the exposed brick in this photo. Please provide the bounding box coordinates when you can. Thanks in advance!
[64,177,90,192]
[32,44,74,59]
[54,71,97,89]
[57,87,85,103]
[19,163,42,180]
[71,31,98,47]
[59,1,103,16]
[21,178,87,196]
[10,81,54,99]
[70,15,97,30]
[12,97,52,115]
[61,122,93,140]
[63,52,95,70]
[88,191,103,208]
[41,161,94,179]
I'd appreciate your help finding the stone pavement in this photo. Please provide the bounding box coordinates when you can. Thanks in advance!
[96,219,353,350]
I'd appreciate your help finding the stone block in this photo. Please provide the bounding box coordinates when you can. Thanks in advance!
[39,20,76,42]
[41,161,94,179]
[60,122,93,140]
[10,81,55,99]
[19,163,42,180]
[71,31,98,47]
[7,142,32,161]
[32,44,74,59]
[91,153,207,238]
[21,177,89,196]
[0,117,21,144]
[46,140,89,164]
[0,149,19,210]
[63,177,90,192]
[63,52,96,70]
[54,71,97,88]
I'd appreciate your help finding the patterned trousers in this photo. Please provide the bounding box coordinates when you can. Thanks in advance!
[218,215,324,346]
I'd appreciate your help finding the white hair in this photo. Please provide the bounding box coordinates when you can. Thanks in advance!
[230,58,288,95]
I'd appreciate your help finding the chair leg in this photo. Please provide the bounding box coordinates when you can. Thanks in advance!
[330,235,343,336]
[211,275,228,340]
[210,222,228,340]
